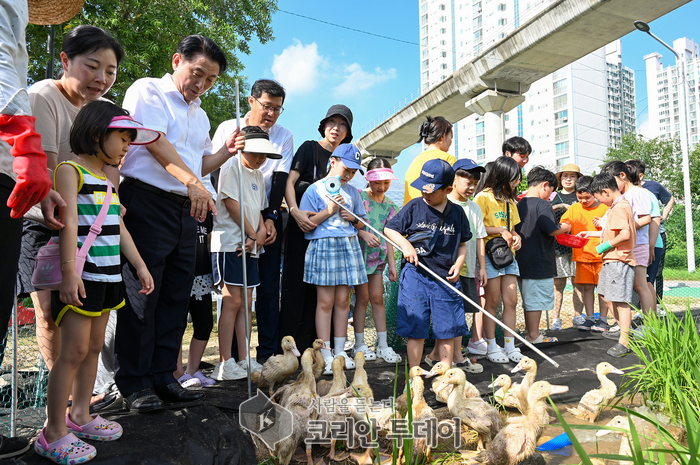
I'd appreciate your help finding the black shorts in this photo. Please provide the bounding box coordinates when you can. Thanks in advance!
[459,276,480,314]
[51,280,125,326]
[17,219,52,297]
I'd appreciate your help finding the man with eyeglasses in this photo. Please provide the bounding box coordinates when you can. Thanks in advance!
[211,79,294,366]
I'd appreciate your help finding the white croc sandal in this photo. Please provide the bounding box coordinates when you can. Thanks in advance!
[352,344,377,361]
[506,347,524,363]
[486,348,509,364]
[335,351,356,370]
[377,347,402,364]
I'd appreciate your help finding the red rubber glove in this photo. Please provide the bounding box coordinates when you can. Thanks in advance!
[0,114,52,217]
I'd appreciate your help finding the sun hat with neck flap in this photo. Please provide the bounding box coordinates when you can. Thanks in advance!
[28,0,85,25]
[318,104,353,144]
[556,163,581,184]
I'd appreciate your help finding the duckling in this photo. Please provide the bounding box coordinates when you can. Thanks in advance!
[316,353,347,397]
[318,356,350,461]
[510,357,538,413]
[398,366,436,464]
[596,415,657,465]
[426,362,481,403]
[488,374,520,409]
[426,361,452,403]
[350,351,373,401]
[568,362,623,422]
[476,381,569,465]
[435,368,503,451]
[275,348,318,465]
[251,335,300,397]
[311,339,331,381]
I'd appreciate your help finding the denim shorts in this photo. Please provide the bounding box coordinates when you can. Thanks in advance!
[397,265,468,340]
[484,253,520,279]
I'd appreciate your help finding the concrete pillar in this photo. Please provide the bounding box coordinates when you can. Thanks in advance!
[465,90,526,161]
[484,111,504,160]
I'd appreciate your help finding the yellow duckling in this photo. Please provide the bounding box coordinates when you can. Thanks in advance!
[350,351,373,402]
[251,335,300,397]
[510,357,538,414]
[436,368,503,451]
[488,374,520,409]
[568,362,623,422]
[275,348,318,465]
[426,361,480,403]
[476,381,569,465]
[311,338,331,381]
[318,356,350,461]
[406,367,436,464]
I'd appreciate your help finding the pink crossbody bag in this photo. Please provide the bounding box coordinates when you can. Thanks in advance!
[32,182,114,290]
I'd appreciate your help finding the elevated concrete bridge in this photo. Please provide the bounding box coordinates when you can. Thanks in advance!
[356,0,692,159]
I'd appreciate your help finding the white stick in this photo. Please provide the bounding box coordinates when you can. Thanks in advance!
[326,194,559,368]
[236,80,253,398]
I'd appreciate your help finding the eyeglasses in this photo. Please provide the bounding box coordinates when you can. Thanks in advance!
[253,97,284,115]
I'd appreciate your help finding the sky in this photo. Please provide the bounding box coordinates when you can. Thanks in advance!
[239,0,700,183]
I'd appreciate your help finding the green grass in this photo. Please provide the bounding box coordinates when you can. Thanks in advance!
[663,267,700,281]
[620,304,700,426]
[551,394,700,465]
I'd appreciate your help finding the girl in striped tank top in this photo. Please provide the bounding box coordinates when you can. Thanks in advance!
[36,101,159,464]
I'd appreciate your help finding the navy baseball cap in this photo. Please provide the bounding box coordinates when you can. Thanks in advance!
[452,158,486,173]
[333,143,364,174]
[410,159,455,193]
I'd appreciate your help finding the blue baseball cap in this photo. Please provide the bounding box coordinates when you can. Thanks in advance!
[410,159,455,193]
[333,143,364,174]
[452,158,486,173]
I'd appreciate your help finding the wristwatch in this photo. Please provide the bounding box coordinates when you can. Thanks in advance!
[351,218,359,225]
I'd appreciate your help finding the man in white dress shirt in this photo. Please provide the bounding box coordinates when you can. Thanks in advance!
[211,79,293,365]
[115,34,243,412]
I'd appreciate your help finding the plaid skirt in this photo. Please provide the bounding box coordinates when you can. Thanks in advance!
[304,236,368,286]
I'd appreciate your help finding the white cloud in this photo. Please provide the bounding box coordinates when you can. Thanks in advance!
[271,40,323,95]
[636,113,650,137]
[333,63,397,97]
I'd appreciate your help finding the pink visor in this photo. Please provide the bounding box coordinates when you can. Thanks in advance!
[108,116,161,145]
[365,168,398,182]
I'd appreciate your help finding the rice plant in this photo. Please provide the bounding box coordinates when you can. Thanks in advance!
[549,387,700,465]
[620,304,700,425]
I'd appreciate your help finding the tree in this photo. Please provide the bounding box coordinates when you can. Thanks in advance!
[25,0,277,132]
[604,133,700,199]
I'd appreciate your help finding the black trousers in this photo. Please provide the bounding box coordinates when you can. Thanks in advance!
[114,181,196,396]
[0,176,22,350]
[656,231,667,300]
[278,216,317,353]
[232,215,283,361]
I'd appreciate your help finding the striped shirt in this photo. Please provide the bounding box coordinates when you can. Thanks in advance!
[55,160,122,282]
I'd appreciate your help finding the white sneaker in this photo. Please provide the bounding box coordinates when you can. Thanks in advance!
[238,358,264,372]
[551,318,562,331]
[212,362,224,381]
[572,314,586,327]
[221,358,247,380]
[334,351,356,369]
[344,339,355,352]
[467,338,488,355]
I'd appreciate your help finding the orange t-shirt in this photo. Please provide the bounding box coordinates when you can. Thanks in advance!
[601,197,636,266]
[560,202,609,263]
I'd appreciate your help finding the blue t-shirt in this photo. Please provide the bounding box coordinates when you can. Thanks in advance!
[299,178,366,240]
[385,197,471,278]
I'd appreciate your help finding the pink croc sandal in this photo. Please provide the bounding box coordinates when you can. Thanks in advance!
[66,413,123,441]
[34,429,96,464]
